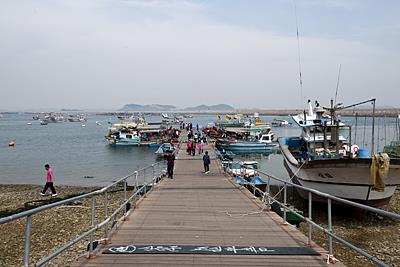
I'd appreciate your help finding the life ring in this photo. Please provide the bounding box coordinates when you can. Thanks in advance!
[351,145,359,153]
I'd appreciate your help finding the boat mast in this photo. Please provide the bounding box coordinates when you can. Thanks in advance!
[293,0,303,108]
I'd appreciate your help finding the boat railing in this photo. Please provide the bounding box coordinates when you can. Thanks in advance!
[0,161,167,267]
[230,162,400,267]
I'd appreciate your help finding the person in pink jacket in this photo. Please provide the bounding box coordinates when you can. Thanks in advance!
[40,164,57,196]
[197,142,203,155]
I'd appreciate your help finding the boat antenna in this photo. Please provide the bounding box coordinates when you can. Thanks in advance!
[334,64,341,107]
[293,0,303,108]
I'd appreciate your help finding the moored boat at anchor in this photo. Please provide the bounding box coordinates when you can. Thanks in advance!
[279,99,400,208]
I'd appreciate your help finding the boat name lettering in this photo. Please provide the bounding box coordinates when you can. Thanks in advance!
[318,173,333,178]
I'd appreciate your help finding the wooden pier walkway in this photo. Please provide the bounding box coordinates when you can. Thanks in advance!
[73,143,341,266]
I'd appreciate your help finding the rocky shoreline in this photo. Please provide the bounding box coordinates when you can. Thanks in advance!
[1,184,399,266]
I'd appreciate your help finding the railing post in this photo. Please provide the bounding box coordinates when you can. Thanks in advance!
[152,164,155,182]
[123,179,127,215]
[308,192,312,246]
[283,182,287,224]
[134,171,138,204]
[88,196,96,259]
[328,198,333,256]
[143,169,148,197]
[23,215,32,267]
[267,176,271,209]
[151,164,155,192]
[104,191,109,241]
[135,171,139,190]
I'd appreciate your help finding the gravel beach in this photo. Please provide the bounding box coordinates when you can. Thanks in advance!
[0,184,132,267]
[1,184,399,266]
[298,187,400,267]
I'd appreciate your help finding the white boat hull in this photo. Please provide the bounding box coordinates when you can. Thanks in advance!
[281,148,400,207]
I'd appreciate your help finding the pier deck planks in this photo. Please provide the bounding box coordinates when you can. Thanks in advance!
[73,143,344,266]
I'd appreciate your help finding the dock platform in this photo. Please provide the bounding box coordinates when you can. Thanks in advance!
[73,143,341,266]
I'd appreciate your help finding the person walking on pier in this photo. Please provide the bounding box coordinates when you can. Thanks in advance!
[40,164,57,196]
[166,153,175,179]
[203,151,210,174]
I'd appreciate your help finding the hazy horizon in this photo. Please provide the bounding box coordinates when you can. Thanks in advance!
[1,0,399,111]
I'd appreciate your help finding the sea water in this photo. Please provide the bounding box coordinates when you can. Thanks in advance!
[0,113,396,187]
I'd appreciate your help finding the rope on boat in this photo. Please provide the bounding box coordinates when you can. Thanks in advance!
[270,161,306,201]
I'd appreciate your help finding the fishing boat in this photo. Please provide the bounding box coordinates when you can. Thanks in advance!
[67,114,87,122]
[44,113,64,123]
[216,132,278,152]
[105,122,179,146]
[106,123,150,146]
[279,99,400,208]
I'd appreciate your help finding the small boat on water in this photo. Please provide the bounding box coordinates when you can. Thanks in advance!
[271,119,292,127]
[67,114,87,122]
[40,120,48,125]
[8,141,15,147]
[244,176,267,195]
[105,122,180,147]
[155,143,176,158]
[223,161,258,177]
[271,202,304,227]
[279,99,400,208]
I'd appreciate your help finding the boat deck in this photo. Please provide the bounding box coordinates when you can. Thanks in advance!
[73,142,343,266]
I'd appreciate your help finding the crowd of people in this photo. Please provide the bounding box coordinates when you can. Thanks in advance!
[185,123,207,156]
[164,122,211,177]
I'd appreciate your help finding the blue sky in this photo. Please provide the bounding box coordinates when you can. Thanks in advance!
[0,0,399,110]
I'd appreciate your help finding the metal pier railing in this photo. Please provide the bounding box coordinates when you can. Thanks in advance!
[0,161,167,267]
[222,161,400,267]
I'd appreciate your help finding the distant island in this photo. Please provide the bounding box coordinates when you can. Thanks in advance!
[120,103,235,112]
[120,104,176,111]
[184,104,234,111]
